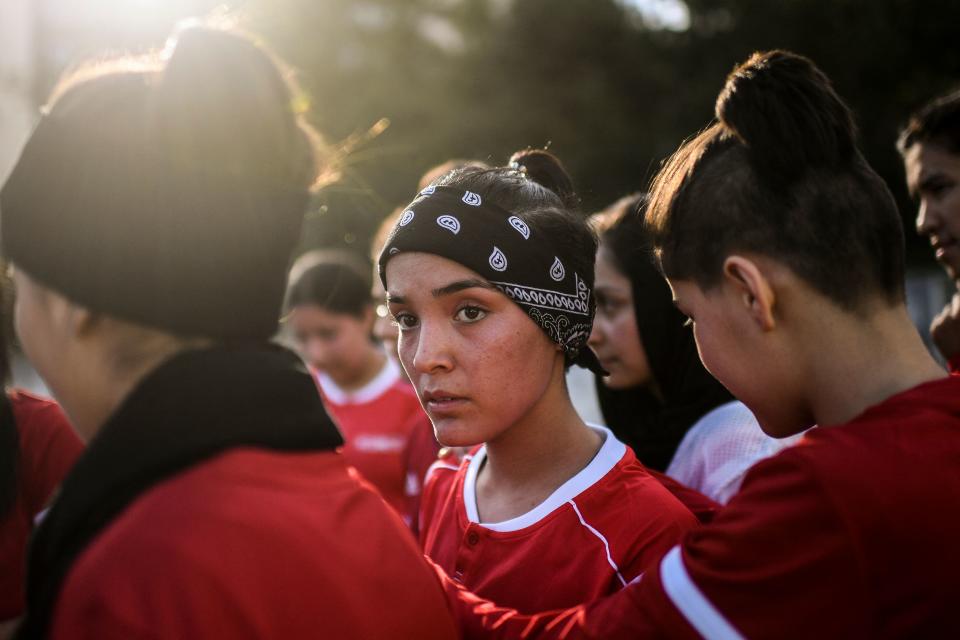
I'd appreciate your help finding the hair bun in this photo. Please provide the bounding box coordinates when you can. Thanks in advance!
[716,50,856,179]
[509,149,579,210]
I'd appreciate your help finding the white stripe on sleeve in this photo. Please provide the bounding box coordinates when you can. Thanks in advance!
[659,546,744,640]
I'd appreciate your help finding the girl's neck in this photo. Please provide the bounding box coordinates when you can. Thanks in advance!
[475,380,602,523]
[331,347,387,393]
[804,303,947,427]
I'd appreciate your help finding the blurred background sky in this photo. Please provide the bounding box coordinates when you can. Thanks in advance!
[2,0,958,388]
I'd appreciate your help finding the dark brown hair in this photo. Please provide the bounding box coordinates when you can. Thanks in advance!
[898,88,960,155]
[286,250,373,318]
[647,50,905,313]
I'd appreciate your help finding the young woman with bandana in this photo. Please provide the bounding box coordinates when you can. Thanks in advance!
[0,24,456,640]
[434,50,960,640]
[379,150,698,613]
[589,195,802,504]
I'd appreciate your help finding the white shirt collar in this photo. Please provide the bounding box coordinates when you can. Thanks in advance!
[462,423,626,532]
[317,356,402,405]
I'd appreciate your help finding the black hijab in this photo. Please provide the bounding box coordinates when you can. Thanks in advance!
[594,195,732,471]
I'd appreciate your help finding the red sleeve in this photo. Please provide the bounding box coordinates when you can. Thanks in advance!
[644,468,720,524]
[948,354,960,374]
[403,413,440,535]
[440,453,863,640]
[11,391,84,516]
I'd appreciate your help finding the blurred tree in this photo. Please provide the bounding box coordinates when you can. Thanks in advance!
[242,0,960,265]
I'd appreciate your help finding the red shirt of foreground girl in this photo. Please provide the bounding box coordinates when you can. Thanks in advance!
[380,152,697,613]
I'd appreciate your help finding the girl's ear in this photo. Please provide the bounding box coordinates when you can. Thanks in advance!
[722,255,776,331]
[67,302,100,338]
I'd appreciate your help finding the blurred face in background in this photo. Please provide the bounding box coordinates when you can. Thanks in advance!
[905,142,960,281]
[289,303,377,388]
[588,245,653,389]
[370,275,401,366]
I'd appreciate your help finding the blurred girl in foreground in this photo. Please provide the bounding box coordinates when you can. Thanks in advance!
[0,24,455,639]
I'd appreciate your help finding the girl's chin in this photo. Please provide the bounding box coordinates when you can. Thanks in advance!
[433,421,487,449]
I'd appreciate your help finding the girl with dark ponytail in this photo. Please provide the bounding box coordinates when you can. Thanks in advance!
[437,51,960,639]
[1,24,456,639]
[379,149,697,613]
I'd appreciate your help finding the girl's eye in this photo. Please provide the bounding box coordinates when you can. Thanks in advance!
[392,312,419,330]
[454,306,486,323]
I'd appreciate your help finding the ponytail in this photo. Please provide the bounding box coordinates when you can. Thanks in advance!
[647,50,905,312]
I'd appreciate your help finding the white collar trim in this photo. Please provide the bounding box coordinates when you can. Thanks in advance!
[462,423,626,532]
[318,356,401,405]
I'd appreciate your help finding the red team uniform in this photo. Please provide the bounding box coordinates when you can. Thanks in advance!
[420,425,698,613]
[317,358,439,528]
[0,391,83,621]
[447,375,960,639]
[51,449,458,639]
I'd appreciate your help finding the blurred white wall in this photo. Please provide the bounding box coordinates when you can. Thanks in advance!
[0,0,37,185]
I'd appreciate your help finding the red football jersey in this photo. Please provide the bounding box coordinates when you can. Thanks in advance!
[0,390,83,621]
[51,449,458,640]
[445,374,960,639]
[420,425,698,613]
[317,358,438,528]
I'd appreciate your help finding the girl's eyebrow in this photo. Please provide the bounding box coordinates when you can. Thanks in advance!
[386,279,494,306]
[432,279,496,298]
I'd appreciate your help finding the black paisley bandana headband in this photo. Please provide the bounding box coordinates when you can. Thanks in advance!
[378,185,607,375]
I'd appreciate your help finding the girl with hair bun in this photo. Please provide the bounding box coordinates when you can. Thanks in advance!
[379,149,697,613]
[439,51,960,639]
[1,24,456,639]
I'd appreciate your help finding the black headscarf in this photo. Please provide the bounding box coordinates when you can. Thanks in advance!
[595,195,732,471]
[15,345,343,639]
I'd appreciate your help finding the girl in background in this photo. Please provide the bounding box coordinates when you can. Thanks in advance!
[899,89,960,372]
[286,251,438,529]
[590,193,732,472]
[589,195,801,504]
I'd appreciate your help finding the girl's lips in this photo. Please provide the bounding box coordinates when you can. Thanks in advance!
[424,396,468,416]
